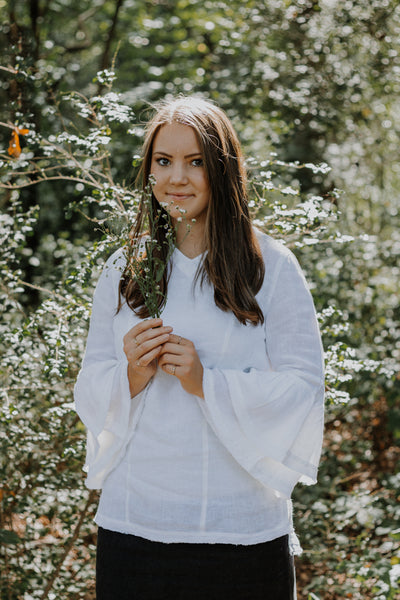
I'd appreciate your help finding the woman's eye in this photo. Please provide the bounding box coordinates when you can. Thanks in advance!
[191,158,204,167]
[156,157,170,166]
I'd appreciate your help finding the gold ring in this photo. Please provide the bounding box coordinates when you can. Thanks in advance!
[171,365,176,375]
[134,337,139,346]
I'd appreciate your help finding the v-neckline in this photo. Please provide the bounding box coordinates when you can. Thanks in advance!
[172,247,205,277]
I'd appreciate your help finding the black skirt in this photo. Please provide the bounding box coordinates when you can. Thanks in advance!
[96,527,296,600]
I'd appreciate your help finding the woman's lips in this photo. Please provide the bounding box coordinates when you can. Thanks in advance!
[167,193,193,201]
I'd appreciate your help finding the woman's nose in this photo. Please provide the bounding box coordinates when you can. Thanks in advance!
[169,162,188,184]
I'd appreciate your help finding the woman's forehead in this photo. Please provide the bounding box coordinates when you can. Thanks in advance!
[152,122,202,155]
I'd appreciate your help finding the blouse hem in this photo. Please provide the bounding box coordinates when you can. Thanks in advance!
[94,514,292,547]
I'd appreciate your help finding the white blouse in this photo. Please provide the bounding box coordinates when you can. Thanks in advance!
[74,231,325,551]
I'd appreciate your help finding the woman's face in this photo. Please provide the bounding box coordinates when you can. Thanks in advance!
[150,122,211,228]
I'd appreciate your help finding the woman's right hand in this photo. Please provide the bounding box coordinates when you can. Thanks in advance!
[123,318,173,397]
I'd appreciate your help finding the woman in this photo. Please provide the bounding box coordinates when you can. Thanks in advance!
[74,97,325,600]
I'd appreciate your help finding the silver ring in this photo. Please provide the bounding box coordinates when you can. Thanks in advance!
[171,365,176,375]
[136,360,141,367]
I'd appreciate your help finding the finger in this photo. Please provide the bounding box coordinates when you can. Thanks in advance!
[160,362,179,376]
[137,317,163,332]
[158,352,185,368]
[124,331,171,363]
[168,364,178,376]
[142,325,173,343]
[159,342,186,358]
[135,345,163,367]
[127,318,164,341]
[137,332,171,357]
[126,323,172,347]
[168,334,188,346]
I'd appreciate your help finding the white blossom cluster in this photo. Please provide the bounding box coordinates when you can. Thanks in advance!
[73,92,133,124]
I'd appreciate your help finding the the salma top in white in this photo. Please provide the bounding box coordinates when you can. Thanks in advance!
[74,231,325,549]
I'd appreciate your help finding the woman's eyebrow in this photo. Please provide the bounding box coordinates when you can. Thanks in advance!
[153,151,202,158]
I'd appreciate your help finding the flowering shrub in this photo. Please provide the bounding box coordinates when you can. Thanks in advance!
[0,70,398,599]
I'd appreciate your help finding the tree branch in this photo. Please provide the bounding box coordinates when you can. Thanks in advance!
[97,0,125,91]
[0,175,104,191]
[41,490,97,600]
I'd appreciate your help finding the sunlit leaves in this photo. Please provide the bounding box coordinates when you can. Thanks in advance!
[0,1,399,597]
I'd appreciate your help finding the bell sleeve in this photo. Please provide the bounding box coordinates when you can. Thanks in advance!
[200,248,325,499]
[74,249,147,489]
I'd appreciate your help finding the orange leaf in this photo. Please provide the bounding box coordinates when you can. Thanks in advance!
[8,130,21,158]
[7,127,29,158]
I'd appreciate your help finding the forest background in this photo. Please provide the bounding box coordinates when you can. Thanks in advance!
[0,0,399,599]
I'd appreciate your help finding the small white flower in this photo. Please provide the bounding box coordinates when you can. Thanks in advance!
[389,564,400,588]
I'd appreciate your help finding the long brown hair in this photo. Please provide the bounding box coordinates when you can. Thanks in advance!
[119,96,265,325]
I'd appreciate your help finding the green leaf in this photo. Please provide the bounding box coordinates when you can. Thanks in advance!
[154,260,165,283]
[0,529,21,545]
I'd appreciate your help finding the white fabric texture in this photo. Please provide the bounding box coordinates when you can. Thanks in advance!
[74,231,325,548]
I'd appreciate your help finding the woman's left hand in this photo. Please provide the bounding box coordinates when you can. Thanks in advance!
[158,334,204,399]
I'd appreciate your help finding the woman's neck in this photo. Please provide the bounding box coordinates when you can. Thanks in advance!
[175,222,206,258]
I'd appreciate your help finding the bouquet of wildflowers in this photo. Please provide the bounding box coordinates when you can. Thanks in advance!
[122,177,177,318]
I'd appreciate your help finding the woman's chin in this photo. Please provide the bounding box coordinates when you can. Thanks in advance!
[170,209,189,224]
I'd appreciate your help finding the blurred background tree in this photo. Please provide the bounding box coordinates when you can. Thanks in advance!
[1,1,399,598]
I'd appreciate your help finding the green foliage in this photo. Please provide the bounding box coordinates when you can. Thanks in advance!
[1,1,399,598]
